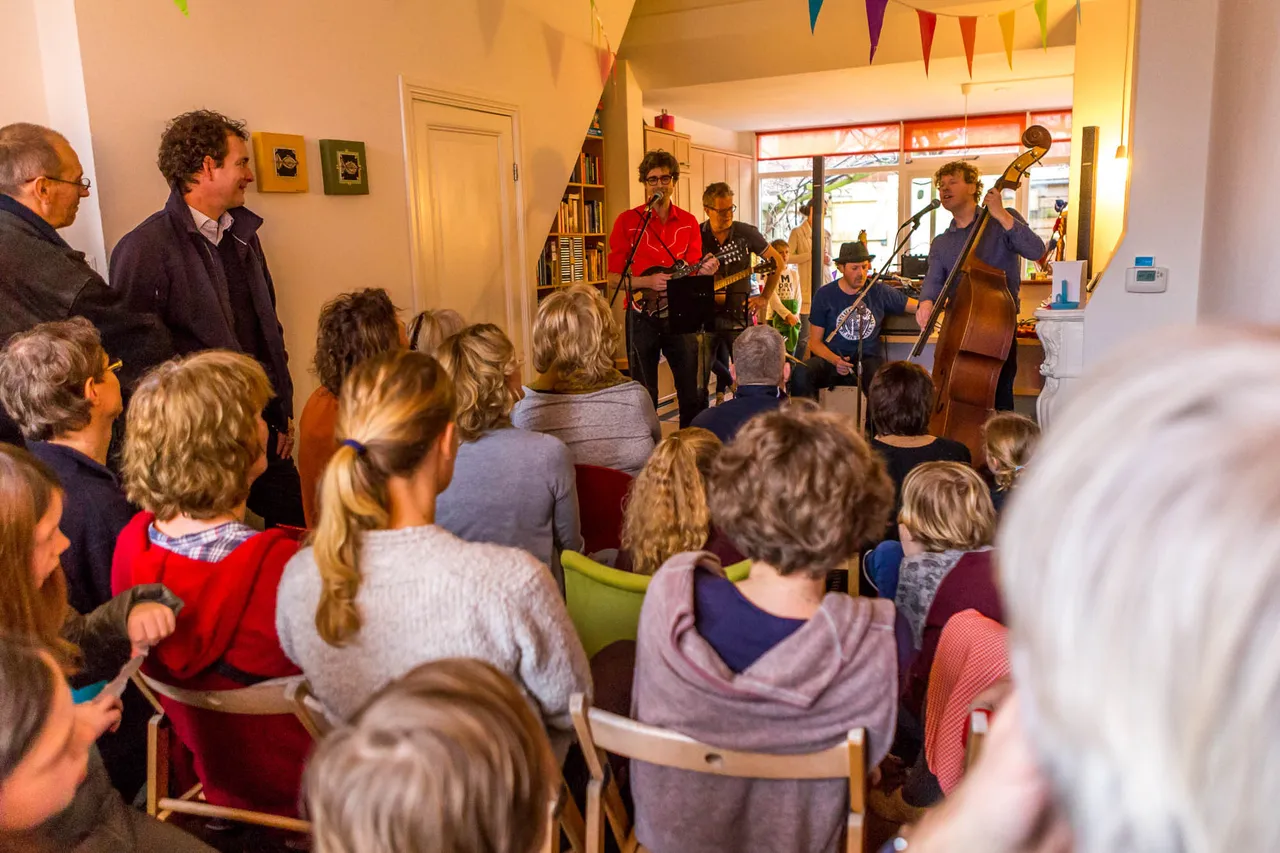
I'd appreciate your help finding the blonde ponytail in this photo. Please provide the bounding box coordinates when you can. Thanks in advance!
[620,428,721,576]
[313,350,455,647]
[982,411,1040,492]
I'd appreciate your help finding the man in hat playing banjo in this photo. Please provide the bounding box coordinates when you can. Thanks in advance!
[790,241,917,400]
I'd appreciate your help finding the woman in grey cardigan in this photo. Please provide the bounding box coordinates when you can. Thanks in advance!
[434,323,582,591]
[276,350,591,750]
[513,284,659,476]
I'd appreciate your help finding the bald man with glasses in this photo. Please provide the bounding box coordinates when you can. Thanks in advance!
[0,122,173,446]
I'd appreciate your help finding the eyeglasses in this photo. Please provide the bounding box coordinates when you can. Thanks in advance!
[106,359,122,374]
[30,175,92,191]
[706,205,737,216]
[644,175,674,186]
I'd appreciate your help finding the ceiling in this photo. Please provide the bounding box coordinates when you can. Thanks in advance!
[619,0,1086,132]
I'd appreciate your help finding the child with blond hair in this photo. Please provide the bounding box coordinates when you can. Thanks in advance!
[981,411,1039,514]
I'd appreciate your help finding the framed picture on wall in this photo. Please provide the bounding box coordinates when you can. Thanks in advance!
[252,132,309,193]
[318,139,370,195]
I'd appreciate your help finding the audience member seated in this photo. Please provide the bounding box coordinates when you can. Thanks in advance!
[690,325,790,443]
[867,361,970,538]
[888,329,1280,853]
[617,427,742,575]
[0,447,209,851]
[0,319,131,614]
[981,411,1039,515]
[631,402,896,853]
[435,323,581,590]
[306,657,554,853]
[276,350,591,754]
[0,639,213,852]
[895,462,1000,717]
[112,351,311,817]
[513,284,659,476]
[407,307,465,356]
[299,288,404,527]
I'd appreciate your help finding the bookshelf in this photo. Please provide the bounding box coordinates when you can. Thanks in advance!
[537,130,609,297]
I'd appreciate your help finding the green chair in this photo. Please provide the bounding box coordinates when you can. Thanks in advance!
[562,551,751,658]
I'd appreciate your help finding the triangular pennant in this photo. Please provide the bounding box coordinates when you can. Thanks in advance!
[809,0,825,34]
[1035,0,1049,48]
[999,11,1016,70]
[1077,0,1083,24]
[173,0,188,13]
[865,0,890,64]
[959,17,977,78]
[917,10,937,76]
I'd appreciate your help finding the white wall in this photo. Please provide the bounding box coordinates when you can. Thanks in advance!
[1066,0,1131,273]
[1083,0,1219,364]
[1197,0,1280,322]
[69,0,634,413]
[0,0,49,126]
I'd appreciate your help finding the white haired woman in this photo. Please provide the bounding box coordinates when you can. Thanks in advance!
[893,327,1280,853]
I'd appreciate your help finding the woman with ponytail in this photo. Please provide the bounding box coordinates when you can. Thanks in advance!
[275,350,590,751]
[618,428,742,575]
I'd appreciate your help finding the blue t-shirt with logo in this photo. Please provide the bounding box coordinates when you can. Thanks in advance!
[809,280,909,359]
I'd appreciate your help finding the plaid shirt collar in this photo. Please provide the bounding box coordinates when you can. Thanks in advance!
[148,521,257,563]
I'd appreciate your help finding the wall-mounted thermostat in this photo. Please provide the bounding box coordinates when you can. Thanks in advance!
[1126,265,1168,293]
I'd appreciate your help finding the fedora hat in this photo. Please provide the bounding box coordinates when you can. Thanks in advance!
[835,242,875,265]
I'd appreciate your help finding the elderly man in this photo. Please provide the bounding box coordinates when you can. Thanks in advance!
[110,110,303,528]
[0,122,173,445]
[690,324,790,443]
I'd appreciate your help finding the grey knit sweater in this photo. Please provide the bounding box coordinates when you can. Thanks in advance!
[512,381,660,476]
[275,525,591,737]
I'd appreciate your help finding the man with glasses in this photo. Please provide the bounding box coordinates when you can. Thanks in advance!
[699,182,786,404]
[0,122,174,447]
[607,150,718,427]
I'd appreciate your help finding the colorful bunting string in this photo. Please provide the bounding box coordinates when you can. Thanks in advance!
[1035,0,1049,48]
[172,0,188,14]
[916,10,937,76]
[589,0,617,86]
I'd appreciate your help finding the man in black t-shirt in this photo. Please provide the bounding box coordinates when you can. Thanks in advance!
[699,182,787,402]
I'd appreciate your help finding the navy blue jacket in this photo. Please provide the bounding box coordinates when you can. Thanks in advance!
[28,442,135,613]
[108,189,293,428]
[690,385,787,443]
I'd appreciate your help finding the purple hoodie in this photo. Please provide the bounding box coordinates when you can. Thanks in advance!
[631,552,898,853]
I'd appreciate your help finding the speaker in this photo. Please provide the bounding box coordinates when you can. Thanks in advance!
[1077,126,1100,279]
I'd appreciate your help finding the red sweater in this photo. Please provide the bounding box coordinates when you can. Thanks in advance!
[112,513,311,816]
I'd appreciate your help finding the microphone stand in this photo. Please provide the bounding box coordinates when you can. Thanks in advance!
[612,196,660,411]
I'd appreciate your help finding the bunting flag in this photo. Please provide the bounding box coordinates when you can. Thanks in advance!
[1035,0,1049,48]
[1077,0,1083,23]
[959,16,977,78]
[809,0,825,33]
[173,0,188,13]
[589,0,617,86]
[917,10,937,76]
[999,11,1017,70]
[865,0,890,64]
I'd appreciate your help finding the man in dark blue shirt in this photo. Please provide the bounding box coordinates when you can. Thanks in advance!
[691,325,788,443]
[916,161,1045,410]
[791,241,917,400]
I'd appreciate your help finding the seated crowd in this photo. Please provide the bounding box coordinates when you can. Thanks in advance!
[2,124,1274,853]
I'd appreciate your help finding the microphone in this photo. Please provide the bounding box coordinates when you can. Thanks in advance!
[646,191,663,208]
[908,198,941,225]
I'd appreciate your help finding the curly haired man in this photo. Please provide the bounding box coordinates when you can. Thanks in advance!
[109,110,303,527]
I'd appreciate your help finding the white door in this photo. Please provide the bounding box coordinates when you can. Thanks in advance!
[406,93,529,363]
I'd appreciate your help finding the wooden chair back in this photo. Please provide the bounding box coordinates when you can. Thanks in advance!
[138,672,327,834]
[569,693,867,853]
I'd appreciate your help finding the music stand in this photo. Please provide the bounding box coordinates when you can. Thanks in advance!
[665,275,716,335]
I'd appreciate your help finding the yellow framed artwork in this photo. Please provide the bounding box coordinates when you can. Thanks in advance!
[251,132,309,193]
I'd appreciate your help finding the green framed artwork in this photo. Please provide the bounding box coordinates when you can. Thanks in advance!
[318,139,369,195]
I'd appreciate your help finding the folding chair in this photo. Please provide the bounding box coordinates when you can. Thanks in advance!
[570,694,868,853]
[137,672,329,834]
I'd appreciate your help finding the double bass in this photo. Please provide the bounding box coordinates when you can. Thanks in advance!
[910,125,1052,465]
